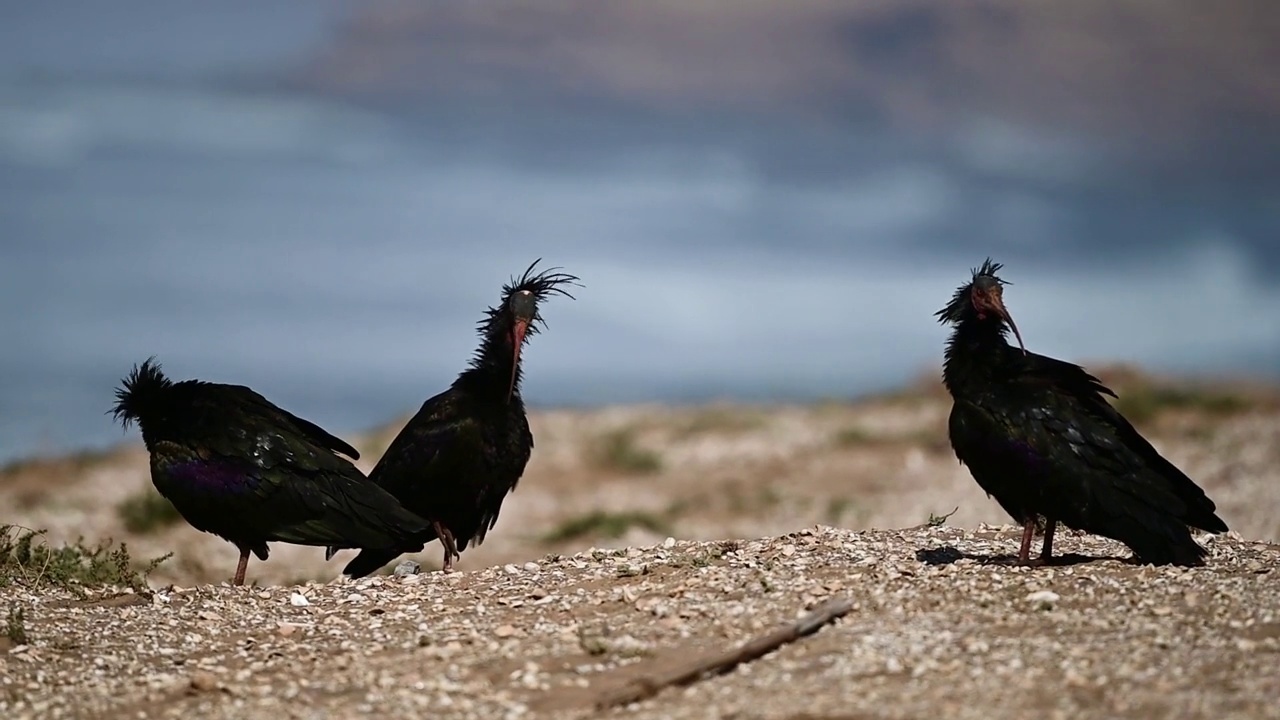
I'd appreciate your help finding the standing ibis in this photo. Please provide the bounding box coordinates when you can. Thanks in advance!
[331,260,580,577]
[112,358,431,585]
[936,259,1228,566]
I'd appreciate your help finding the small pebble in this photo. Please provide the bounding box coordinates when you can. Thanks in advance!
[1026,590,1060,608]
[187,672,217,693]
[2,521,1276,718]
[393,561,421,576]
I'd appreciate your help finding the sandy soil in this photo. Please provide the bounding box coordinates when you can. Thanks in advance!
[2,526,1278,720]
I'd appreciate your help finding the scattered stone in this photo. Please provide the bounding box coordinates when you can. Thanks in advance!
[187,672,218,693]
[1025,590,1060,609]
[393,561,421,576]
[0,526,1275,720]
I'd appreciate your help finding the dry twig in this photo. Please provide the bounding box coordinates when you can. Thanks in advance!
[594,596,855,709]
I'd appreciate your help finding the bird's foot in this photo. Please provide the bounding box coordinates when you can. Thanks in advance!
[1017,519,1037,565]
[440,544,459,573]
[1038,519,1057,565]
[433,521,460,573]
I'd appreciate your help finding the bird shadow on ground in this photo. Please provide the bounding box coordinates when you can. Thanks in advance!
[913,545,1128,567]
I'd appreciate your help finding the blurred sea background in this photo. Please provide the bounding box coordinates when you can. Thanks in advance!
[3,0,1278,464]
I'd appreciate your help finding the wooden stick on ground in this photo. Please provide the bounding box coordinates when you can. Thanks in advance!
[594,596,855,710]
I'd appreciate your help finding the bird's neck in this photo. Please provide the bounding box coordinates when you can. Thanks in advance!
[459,326,526,404]
[137,421,174,453]
[942,318,1018,396]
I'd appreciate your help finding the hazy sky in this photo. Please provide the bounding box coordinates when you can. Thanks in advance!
[1,2,1277,462]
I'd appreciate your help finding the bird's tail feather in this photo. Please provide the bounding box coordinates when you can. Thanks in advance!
[1177,491,1228,535]
[1122,515,1210,567]
[323,479,434,551]
[313,480,433,572]
[342,549,400,578]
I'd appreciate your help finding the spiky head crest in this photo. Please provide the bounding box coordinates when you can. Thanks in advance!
[110,356,174,429]
[463,259,581,400]
[935,257,1010,325]
[477,258,581,341]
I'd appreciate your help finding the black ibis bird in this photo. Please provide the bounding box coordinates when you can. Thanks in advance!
[111,358,431,586]
[330,259,580,577]
[936,259,1228,566]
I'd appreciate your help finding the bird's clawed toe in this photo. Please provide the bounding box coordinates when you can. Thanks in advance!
[433,521,460,573]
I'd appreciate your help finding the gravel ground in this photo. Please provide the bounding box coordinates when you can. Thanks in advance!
[2,525,1277,720]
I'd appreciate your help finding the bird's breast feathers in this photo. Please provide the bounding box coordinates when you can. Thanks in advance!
[152,454,259,497]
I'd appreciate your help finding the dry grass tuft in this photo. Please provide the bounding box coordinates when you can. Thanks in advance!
[591,428,663,475]
[0,525,170,593]
[3,604,27,646]
[116,488,183,534]
[541,510,672,543]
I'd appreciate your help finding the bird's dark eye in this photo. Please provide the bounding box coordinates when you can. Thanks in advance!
[970,286,987,309]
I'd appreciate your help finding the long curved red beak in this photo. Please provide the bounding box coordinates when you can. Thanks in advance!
[994,300,1027,355]
[508,319,528,402]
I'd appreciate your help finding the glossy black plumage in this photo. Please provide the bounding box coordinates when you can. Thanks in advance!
[111,358,431,585]
[332,260,580,577]
[937,259,1228,566]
